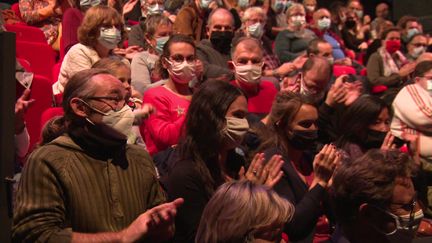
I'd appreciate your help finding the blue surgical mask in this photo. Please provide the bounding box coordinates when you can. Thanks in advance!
[407,28,420,40]
[238,0,249,9]
[317,17,331,30]
[98,27,121,50]
[272,0,285,12]
[247,22,264,38]
[155,36,169,54]
[147,3,164,15]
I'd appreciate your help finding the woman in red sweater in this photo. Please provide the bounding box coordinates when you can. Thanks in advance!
[141,34,198,155]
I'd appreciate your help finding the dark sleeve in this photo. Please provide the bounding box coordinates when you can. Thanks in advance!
[165,162,208,242]
[196,47,234,81]
[128,24,145,48]
[60,9,82,57]
[229,8,242,30]
[317,102,338,144]
[341,29,360,53]
[274,32,298,63]
[366,52,403,86]
[284,185,326,241]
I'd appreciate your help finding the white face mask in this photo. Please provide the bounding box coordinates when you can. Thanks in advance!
[165,58,196,84]
[291,15,306,27]
[411,46,426,59]
[98,27,121,50]
[383,209,424,243]
[426,79,432,96]
[327,57,334,65]
[233,63,263,84]
[247,22,264,39]
[317,17,331,30]
[305,5,315,12]
[147,3,164,15]
[223,116,249,148]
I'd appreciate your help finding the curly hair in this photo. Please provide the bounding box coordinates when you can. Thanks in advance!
[77,5,126,47]
[177,80,244,196]
[331,149,413,225]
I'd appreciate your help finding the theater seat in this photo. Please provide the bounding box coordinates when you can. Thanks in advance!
[5,24,47,43]
[371,85,388,94]
[24,75,54,152]
[16,40,57,80]
[11,3,24,23]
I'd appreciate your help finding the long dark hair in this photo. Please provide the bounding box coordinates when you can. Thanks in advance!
[177,80,244,196]
[336,95,390,148]
[258,91,316,155]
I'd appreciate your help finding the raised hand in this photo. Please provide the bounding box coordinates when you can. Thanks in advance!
[312,144,340,188]
[239,153,284,188]
[380,132,396,151]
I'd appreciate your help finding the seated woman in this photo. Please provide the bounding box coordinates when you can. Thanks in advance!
[258,91,340,242]
[141,34,196,156]
[404,33,429,62]
[19,0,66,48]
[367,27,416,95]
[164,80,283,242]
[131,14,172,95]
[196,180,294,243]
[341,10,369,54]
[274,3,316,63]
[335,95,397,160]
[53,5,126,95]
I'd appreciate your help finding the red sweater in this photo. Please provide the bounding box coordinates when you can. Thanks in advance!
[141,86,190,155]
[230,80,278,115]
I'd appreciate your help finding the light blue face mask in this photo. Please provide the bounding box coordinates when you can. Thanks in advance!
[247,22,264,38]
[317,17,331,30]
[98,27,121,50]
[155,36,169,54]
[80,0,101,7]
[272,0,285,12]
[200,0,213,9]
[147,3,164,15]
[238,0,249,9]
[407,28,420,40]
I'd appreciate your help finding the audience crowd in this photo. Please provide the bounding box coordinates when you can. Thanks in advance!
[3,0,432,242]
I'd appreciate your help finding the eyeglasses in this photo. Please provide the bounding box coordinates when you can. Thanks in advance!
[168,54,196,63]
[87,96,126,112]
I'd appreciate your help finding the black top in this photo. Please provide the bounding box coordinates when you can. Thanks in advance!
[264,147,327,242]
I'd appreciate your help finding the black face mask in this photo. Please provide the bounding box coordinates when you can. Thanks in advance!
[363,129,386,149]
[288,130,318,150]
[345,19,356,29]
[210,31,233,54]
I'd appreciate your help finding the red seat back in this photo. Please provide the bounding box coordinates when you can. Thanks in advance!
[25,75,54,152]
[5,24,47,43]
[16,41,57,81]
[11,3,23,22]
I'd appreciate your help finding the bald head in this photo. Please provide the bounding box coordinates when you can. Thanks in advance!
[417,52,432,64]
[207,8,234,28]
[301,57,332,93]
[231,37,263,59]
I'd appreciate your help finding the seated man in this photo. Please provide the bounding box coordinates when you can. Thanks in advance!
[197,8,235,81]
[229,37,278,117]
[330,149,428,243]
[12,69,183,242]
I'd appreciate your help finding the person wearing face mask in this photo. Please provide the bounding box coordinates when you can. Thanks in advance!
[141,35,197,156]
[405,34,428,62]
[258,91,341,242]
[392,62,432,214]
[275,3,316,63]
[335,95,399,160]
[164,80,284,243]
[12,68,184,242]
[53,5,127,96]
[131,15,173,94]
[235,7,294,77]
[264,0,290,40]
[341,10,370,53]
[367,27,416,98]
[330,149,430,243]
[196,8,235,81]
[302,0,316,24]
[397,16,423,49]
[230,37,278,117]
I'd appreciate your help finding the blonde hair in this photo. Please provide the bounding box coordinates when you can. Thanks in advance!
[242,7,267,23]
[286,3,305,17]
[196,180,294,243]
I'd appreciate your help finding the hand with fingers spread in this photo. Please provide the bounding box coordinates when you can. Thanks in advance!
[122,0,139,16]
[325,76,347,107]
[121,198,184,242]
[239,153,284,188]
[281,76,300,93]
[380,132,396,151]
[312,144,340,188]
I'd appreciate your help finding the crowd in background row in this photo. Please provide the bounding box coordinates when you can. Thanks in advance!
[3,0,432,242]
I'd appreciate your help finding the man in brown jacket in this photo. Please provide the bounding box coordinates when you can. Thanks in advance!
[173,0,212,42]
